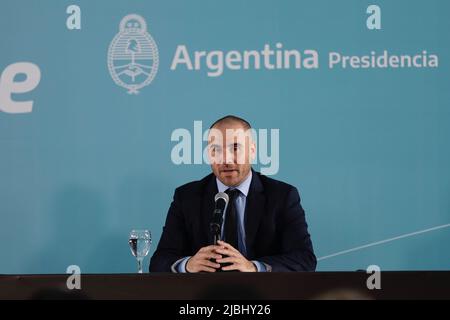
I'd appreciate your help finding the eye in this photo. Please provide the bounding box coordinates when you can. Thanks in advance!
[211,146,221,153]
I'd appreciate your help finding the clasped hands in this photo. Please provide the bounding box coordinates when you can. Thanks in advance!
[186,240,257,273]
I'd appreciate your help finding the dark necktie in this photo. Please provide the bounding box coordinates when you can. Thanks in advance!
[224,188,240,249]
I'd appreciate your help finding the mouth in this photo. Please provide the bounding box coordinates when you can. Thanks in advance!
[220,168,239,174]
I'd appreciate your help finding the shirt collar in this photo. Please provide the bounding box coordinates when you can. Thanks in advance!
[216,170,252,197]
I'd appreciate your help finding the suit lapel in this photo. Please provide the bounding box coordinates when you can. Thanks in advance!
[244,171,265,258]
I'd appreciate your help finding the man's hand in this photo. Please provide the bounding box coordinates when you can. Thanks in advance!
[186,245,222,273]
[215,240,257,272]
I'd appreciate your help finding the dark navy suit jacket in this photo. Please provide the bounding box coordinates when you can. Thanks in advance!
[149,171,316,272]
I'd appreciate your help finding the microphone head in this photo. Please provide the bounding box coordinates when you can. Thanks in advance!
[214,192,229,204]
[211,192,229,238]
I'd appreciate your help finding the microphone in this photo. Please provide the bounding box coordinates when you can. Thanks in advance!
[210,192,229,244]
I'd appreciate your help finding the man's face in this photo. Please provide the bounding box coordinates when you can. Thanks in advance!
[208,121,256,187]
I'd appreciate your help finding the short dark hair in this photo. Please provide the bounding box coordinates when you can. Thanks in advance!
[209,115,252,130]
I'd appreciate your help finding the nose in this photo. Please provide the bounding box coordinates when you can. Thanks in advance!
[224,148,235,164]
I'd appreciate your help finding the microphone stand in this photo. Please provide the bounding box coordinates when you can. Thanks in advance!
[210,209,235,272]
[210,209,222,245]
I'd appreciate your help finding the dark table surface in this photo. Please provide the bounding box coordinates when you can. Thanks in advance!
[1,271,450,300]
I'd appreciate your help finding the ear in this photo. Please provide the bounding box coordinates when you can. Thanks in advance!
[250,140,256,162]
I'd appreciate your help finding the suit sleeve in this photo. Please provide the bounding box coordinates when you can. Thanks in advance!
[258,187,317,272]
[149,188,191,272]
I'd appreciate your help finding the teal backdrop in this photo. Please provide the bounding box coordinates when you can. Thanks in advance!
[0,0,449,274]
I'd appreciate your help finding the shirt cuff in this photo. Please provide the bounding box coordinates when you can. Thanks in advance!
[171,256,191,273]
[252,260,267,272]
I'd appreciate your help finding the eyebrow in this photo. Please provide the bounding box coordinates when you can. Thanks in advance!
[209,142,242,149]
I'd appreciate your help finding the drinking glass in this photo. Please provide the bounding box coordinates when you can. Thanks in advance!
[129,229,151,273]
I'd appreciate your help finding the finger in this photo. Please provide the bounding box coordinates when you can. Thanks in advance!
[212,246,226,254]
[217,240,234,250]
[200,245,220,253]
[215,248,239,257]
[217,240,239,253]
[221,263,241,271]
[200,260,221,269]
[198,252,222,260]
[199,266,217,272]
[216,256,238,264]
[214,248,238,257]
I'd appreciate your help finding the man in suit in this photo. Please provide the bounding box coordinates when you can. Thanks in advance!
[150,115,316,272]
